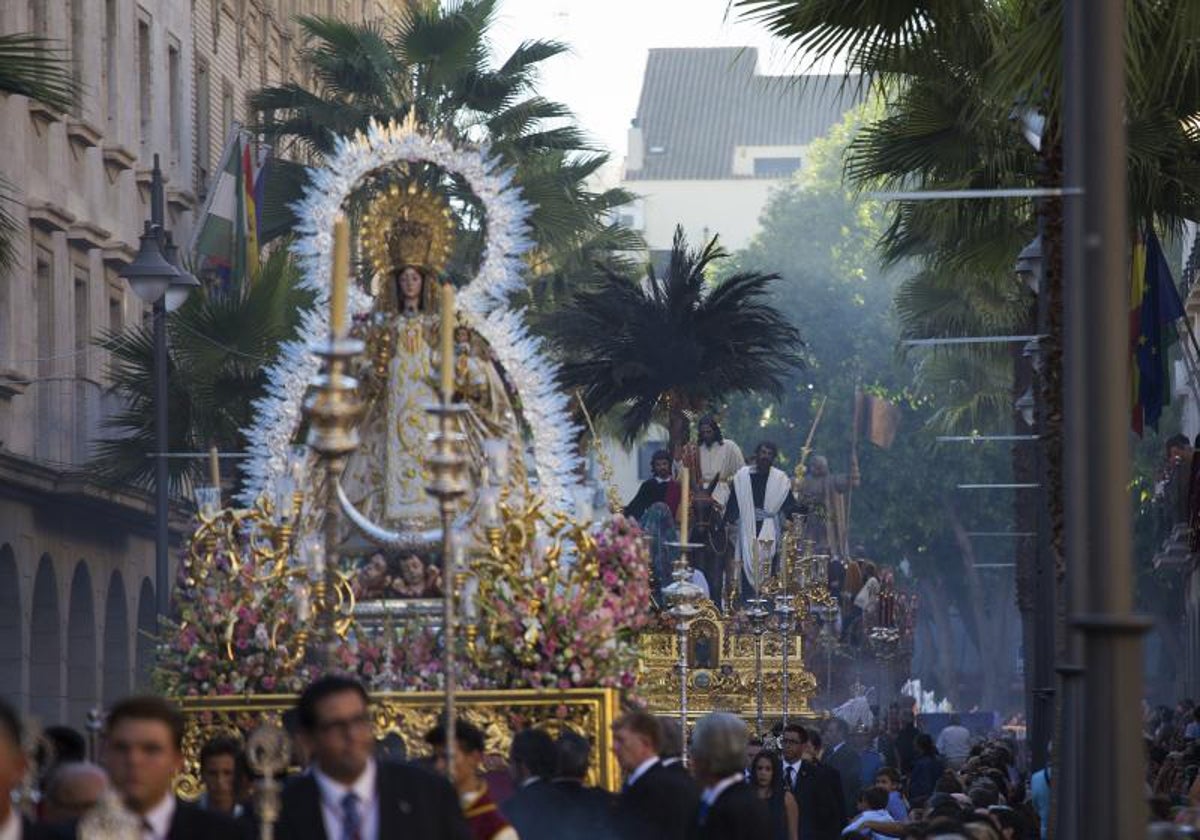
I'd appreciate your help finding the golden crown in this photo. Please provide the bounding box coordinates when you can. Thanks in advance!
[361,183,455,280]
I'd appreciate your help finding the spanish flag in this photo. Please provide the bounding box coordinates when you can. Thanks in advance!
[1130,228,1185,436]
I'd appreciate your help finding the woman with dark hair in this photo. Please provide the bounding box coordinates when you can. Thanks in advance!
[751,749,799,840]
[907,733,946,806]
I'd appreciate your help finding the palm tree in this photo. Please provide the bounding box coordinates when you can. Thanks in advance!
[89,249,314,493]
[546,226,805,443]
[0,33,76,270]
[250,2,639,284]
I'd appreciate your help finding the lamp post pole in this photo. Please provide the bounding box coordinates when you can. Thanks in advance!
[148,156,171,620]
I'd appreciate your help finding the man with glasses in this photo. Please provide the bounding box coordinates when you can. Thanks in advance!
[779,724,843,840]
[278,676,469,840]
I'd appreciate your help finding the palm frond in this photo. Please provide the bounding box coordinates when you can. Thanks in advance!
[0,33,77,111]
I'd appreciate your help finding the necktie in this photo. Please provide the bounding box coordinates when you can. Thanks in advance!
[785,765,795,789]
[342,791,362,840]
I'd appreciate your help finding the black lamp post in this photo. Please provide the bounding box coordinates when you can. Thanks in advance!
[119,154,197,622]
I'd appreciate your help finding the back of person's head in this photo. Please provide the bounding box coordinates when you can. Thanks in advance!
[43,761,108,821]
[989,807,1028,837]
[809,731,823,751]
[105,695,185,750]
[296,675,370,732]
[425,719,486,754]
[510,728,557,779]
[44,725,87,766]
[614,710,662,753]
[656,716,683,759]
[554,730,592,781]
[949,714,962,726]
[860,786,889,811]
[935,771,964,794]
[916,733,936,756]
[690,713,747,780]
[967,782,999,809]
[0,697,21,751]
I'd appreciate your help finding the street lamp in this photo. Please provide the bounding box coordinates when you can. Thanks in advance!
[1015,235,1043,294]
[161,232,200,312]
[118,154,197,623]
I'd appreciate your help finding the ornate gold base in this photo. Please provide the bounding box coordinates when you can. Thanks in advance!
[638,601,821,727]
[174,688,621,796]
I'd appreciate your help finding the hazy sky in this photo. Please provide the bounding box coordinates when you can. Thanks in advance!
[488,0,816,175]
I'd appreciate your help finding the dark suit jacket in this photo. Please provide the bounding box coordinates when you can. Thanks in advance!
[696,781,770,840]
[822,743,861,820]
[617,761,700,840]
[501,778,567,840]
[24,816,69,840]
[277,761,470,840]
[792,761,844,840]
[549,780,619,840]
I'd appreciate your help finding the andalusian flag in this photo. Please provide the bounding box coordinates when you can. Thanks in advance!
[189,125,268,286]
[1130,228,1185,436]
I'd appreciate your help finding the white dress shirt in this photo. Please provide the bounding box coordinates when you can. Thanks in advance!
[140,793,177,840]
[0,809,20,840]
[314,759,379,840]
[781,759,802,790]
[625,756,660,788]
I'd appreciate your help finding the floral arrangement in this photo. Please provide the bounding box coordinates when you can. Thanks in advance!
[482,514,653,690]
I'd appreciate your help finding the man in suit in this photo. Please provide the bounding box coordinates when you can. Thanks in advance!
[99,695,243,840]
[822,718,861,820]
[499,727,560,840]
[690,713,769,840]
[278,675,469,840]
[780,725,843,840]
[613,710,698,840]
[551,730,617,840]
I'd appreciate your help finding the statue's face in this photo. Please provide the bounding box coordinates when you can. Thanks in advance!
[755,445,777,471]
[698,421,716,444]
[811,458,829,477]
[398,266,423,303]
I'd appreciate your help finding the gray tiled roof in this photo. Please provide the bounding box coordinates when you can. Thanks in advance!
[626,47,860,181]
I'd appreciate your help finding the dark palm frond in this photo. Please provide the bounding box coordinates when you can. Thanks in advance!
[0,33,77,111]
[88,249,313,492]
[549,226,804,441]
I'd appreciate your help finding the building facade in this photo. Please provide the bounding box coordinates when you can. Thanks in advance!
[0,0,407,730]
[620,48,859,255]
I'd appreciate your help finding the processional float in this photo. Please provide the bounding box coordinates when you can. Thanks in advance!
[121,117,839,840]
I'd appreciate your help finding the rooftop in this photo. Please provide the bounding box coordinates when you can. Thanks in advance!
[625,47,860,181]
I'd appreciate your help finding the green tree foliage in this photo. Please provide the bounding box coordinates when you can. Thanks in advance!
[89,249,314,493]
[250,2,640,293]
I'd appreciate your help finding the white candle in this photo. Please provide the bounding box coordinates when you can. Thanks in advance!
[330,215,350,338]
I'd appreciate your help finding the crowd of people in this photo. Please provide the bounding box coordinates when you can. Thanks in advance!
[1,677,1056,840]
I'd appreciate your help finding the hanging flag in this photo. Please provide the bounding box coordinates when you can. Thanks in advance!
[189,124,267,287]
[1131,228,1186,436]
[863,393,902,449]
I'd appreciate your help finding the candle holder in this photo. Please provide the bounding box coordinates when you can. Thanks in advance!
[303,333,365,666]
[425,401,469,779]
[663,540,705,763]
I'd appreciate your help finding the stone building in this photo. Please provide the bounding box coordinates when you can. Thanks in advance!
[0,0,407,731]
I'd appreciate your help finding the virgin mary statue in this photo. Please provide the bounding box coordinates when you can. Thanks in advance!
[338,185,523,551]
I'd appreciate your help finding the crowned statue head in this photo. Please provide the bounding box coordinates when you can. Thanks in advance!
[361,182,455,315]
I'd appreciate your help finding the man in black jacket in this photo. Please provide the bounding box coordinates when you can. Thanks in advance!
[821,718,861,821]
[613,710,698,840]
[783,726,844,840]
[277,676,470,840]
[551,730,618,840]
[501,727,562,840]
[101,695,244,840]
[690,713,769,840]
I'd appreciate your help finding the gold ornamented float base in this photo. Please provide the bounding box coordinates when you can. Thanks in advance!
[175,688,621,796]
[638,601,823,727]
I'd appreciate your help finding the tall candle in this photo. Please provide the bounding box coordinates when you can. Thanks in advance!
[440,282,455,402]
[208,445,221,489]
[330,215,349,337]
[679,467,690,541]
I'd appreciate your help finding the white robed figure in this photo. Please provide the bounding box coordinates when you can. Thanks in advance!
[724,441,801,593]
